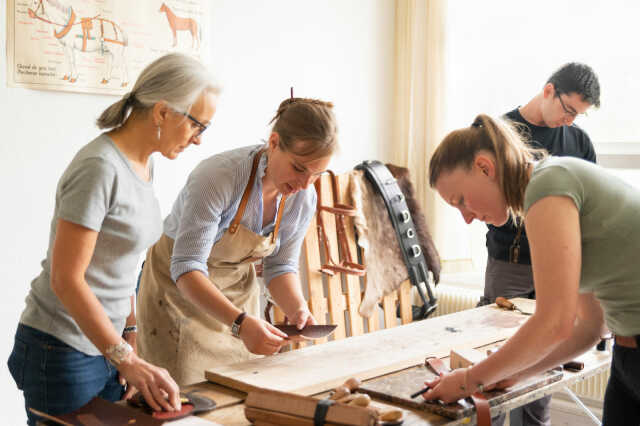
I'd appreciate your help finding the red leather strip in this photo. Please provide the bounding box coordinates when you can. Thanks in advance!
[470,393,491,426]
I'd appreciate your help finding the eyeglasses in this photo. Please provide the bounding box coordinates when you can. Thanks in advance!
[178,111,210,137]
[556,91,587,119]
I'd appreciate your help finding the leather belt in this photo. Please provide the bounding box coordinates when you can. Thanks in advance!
[615,334,639,349]
[425,357,491,426]
[355,160,437,319]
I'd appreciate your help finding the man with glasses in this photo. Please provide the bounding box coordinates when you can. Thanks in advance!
[481,62,601,426]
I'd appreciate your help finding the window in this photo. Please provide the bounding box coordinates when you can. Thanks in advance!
[442,0,640,271]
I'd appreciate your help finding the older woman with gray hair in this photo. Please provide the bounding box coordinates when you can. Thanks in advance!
[7,53,219,425]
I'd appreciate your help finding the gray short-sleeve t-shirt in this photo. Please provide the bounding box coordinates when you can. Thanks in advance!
[20,134,163,355]
[524,156,640,336]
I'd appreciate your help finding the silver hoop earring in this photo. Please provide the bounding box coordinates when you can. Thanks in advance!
[157,126,161,140]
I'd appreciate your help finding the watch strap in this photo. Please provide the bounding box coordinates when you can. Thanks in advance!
[231,312,248,338]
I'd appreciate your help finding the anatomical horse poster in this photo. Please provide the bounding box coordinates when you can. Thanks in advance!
[7,0,209,95]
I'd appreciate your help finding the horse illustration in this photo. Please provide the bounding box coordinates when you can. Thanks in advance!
[28,0,129,86]
[159,3,200,49]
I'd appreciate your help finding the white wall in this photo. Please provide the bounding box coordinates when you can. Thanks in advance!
[0,1,395,422]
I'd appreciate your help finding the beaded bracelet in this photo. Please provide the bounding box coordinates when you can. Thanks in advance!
[123,325,138,334]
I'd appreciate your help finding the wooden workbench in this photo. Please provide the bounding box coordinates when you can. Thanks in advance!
[185,301,611,425]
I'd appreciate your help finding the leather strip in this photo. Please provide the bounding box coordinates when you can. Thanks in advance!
[355,160,437,318]
[615,334,639,349]
[425,357,491,426]
[229,150,264,233]
[229,149,287,241]
[313,398,335,426]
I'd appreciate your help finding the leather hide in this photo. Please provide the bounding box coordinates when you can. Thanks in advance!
[349,165,441,317]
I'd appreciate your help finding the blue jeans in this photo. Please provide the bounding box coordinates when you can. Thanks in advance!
[7,324,124,425]
[603,341,640,425]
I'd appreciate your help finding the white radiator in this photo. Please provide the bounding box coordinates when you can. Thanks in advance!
[431,281,609,401]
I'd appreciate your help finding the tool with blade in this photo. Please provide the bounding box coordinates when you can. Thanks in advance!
[496,297,532,315]
[274,324,338,339]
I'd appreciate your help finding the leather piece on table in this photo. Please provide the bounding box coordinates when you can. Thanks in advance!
[30,397,164,425]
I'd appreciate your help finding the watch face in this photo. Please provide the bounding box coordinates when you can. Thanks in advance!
[107,342,133,364]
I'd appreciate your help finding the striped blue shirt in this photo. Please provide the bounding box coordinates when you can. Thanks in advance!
[164,144,316,285]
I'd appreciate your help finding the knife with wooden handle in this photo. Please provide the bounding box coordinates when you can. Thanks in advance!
[495,297,532,315]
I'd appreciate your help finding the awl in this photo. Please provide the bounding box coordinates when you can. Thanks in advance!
[496,297,532,315]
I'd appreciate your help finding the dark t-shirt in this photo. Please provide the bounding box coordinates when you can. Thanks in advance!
[485,108,596,264]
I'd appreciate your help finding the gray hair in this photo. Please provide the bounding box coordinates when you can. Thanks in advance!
[96,53,220,129]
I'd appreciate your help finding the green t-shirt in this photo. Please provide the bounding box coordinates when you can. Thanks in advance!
[524,156,640,336]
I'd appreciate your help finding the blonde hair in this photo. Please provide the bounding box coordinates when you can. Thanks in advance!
[269,97,338,159]
[96,53,221,129]
[429,114,546,218]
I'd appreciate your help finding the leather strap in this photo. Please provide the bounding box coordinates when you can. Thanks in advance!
[313,399,335,426]
[355,160,437,319]
[615,334,639,349]
[425,357,492,426]
[229,149,287,243]
[315,171,366,277]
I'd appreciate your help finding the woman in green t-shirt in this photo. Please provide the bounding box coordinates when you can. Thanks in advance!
[423,113,640,424]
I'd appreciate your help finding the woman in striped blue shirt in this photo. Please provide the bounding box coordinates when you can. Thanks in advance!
[136,96,338,385]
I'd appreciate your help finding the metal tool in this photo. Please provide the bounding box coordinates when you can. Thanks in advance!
[495,297,532,315]
[410,385,430,399]
[274,324,338,339]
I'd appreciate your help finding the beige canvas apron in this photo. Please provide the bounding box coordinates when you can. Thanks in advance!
[137,150,287,386]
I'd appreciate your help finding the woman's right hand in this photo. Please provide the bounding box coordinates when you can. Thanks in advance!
[239,315,288,355]
[116,353,181,412]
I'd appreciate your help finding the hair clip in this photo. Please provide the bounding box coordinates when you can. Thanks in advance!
[290,87,294,101]
[471,118,483,128]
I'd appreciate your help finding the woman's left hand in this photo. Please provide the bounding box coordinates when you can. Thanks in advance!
[120,331,139,401]
[421,368,470,404]
[289,308,317,330]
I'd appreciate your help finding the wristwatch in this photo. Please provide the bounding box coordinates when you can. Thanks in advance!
[231,312,248,338]
[105,341,134,366]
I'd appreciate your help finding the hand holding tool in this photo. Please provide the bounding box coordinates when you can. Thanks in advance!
[495,297,532,315]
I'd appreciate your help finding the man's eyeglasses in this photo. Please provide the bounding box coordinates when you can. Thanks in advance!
[556,90,587,119]
[179,111,210,137]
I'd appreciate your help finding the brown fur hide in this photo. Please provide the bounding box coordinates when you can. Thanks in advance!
[349,165,441,317]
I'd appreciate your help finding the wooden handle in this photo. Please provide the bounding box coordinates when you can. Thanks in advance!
[495,297,515,310]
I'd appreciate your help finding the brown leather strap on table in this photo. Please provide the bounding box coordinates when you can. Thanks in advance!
[425,357,491,426]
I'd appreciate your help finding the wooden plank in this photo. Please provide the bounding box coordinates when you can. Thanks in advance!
[339,173,365,337]
[245,388,376,425]
[382,292,398,329]
[205,300,535,396]
[302,213,329,345]
[319,174,347,340]
[398,280,413,325]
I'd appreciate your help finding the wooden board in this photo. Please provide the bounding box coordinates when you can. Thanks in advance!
[358,364,563,419]
[205,300,535,395]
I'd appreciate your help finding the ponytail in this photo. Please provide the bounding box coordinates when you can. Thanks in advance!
[429,114,545,217]
[96,92,137,129]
